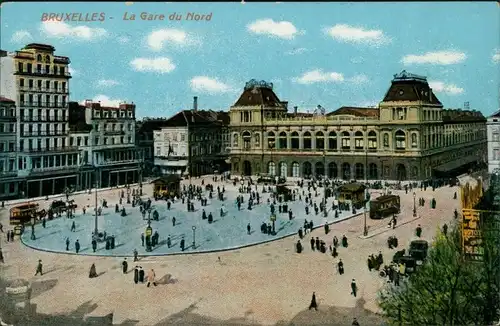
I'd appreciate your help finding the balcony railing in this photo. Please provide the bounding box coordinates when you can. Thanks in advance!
[97,159,140,166]
[23,146,79,154]
[0,114,16,120]
[19,102,68,108]
[21,130,69,137]
[19,86,69,94]
[30,166,78,175]
[104,130,125,135]
[14,69,72,78]
[0,171,18,178]
[20,115,68,122]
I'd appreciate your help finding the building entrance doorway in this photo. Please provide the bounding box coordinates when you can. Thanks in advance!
[243,160,252,176]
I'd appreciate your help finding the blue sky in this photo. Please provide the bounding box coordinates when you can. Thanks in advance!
[1,1,499,118]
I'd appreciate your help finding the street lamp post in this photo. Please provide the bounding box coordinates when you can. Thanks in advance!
[192,226,196,248]
[363,188,369,236]
[413,192,417,217]
[94,167,99,236]
[323,143,327,217]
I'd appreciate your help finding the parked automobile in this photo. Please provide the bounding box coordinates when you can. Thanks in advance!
[409,239,429,262]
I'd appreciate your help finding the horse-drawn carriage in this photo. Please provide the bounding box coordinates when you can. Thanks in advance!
[9,203,46,225]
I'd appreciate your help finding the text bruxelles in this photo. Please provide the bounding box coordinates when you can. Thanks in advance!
[41,13,106,22]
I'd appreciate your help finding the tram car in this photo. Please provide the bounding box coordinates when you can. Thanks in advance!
[9,203,46,225]
[369,195,401,219]
[338,183,367,209]
[152,175,181,198]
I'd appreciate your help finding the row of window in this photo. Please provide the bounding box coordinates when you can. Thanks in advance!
[93,110,133,119]
[20,94,67,106]
[95,123,134,132]
[94,136,133,146]
[0,123,15,133]
[17,62,67,75]
[95,150,139,164]
[29,154,78,170]
[21,123,67,133]
[20,138,69,151]
[0,108,16,117]
[19,78,67,92]
[0,159,16,173]
[234,130,416,150]
[0,142,16,152]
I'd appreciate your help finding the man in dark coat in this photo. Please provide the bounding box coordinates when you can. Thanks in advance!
[338,259,344,275]
[92,239,97,252]
[310,237,315,251]
[35,259,43,276]
[342,235,348,247]
[141,233,145,246]
[122,258,128,274]
[180,238,185,251]
[134,266,139,284]
[308,292,318,311]
[416,224,422,237]
[351,279,357,297]
[71,221,76,232]
[315,237,320,251]
[247,223,251,235]
[66,237,70,251]
[367,256,373,271]
[167,235,171,248]
[138,267,145,283]
[442,223,448,236]
[296,240,303,253]
[75,239,80,253]
[298,228,303,239]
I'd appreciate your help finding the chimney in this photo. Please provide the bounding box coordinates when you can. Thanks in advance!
[193,96,198,111]
[294,106,298,114]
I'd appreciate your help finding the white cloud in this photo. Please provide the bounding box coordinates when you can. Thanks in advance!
[189,76,233,94]
[117,36,130,44]
[97,79,120,87]
[247,19,300,40]
[130,57,176,74]
[11,30,33,43]
[323,24,390,46]
[349,74,369,84]
[401,51,467,65]
[286,47,308,55]
[81,95,124,107]
[293,70,344,84]
[428,81,464,95]
[493,49,500,63]
[147,28,195,51]
[68,66,77,76]
[40,21,107,40]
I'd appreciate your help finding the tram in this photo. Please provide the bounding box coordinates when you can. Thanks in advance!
[369,195,401,219]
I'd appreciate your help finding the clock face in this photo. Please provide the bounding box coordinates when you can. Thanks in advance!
[399,89,404,96]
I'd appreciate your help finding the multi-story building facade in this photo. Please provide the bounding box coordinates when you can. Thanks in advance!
[229,74,487,180]
[153,97,230,177]
[1,43,79,197]
[0,97,20,199]
[153,125,189,175]
[487,111,500,173]
[73,100,141,188]
[136,118,171,177]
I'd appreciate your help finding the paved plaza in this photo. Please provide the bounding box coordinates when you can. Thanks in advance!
[20,182,361,256]
[0,176,460,325]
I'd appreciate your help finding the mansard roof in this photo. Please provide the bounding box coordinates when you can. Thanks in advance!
[232,79,285,108]
[328,106,379,118]
[382,70,442,106]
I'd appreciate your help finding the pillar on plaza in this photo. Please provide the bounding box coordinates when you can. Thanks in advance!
[52,179,55,195]
[38,181,42,197]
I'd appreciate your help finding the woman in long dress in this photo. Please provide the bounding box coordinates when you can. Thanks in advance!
[89,263,97,278]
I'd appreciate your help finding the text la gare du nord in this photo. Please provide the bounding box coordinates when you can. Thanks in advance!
[124,11,212,21]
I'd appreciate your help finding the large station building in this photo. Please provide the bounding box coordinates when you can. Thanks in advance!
[229,72,487,181]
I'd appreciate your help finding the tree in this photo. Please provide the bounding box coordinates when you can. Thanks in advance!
[378,223,499,325]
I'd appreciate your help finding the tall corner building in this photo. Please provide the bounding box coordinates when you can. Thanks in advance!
[0,43,78,198]
[229,73,487,181]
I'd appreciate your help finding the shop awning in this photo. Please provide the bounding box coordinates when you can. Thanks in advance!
[154,159,188,167]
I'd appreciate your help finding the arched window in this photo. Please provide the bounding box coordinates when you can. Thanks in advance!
[411,133,418,148]
[328,162,338,178]
[342,163,350,180]
[303,131,312,149]
[45,55,50,63]
[315,162,324,177]
[368,131,377,150]
[395,130,406,149]
[242,131,251,150]
[315,131,324,150]
[279,131,287,149]
[355,163,364,180]
[291,131,299,149]
[368,163,378,179]
[292,162,300,177]
[328,131,337,150]
[354,131,364,150]
[267,131,275,149]
[37,54,42,61]
[268,161,276,176]
[233,133,239,147]
[303,162,312,177]
[279,162,287,177]
[341,131,350,150]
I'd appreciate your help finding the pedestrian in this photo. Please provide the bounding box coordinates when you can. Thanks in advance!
[122,258,128,274]
[351,279,357,297]
[35,259,43,276]
[89,263,98,278]
[92,239,97,252]
[416,224,422,237]
[42,218,46,228]
[308,292,318,311]
[138,267,145,283]
[134,266,139,284]
[147,268,157,287]
[7,230,10,242]
[172,217,176,227]
[338,259,344,275]
[0,248,4,263]
[133,249,138,262]
[167,235,171,248]
[71,221,76,232]
[141,233,144,247]
[442,223,448,236]
[180,238,185,251]
[310,237,315,251]
[74,239,81,253]
[247,223,251,235]
[315,237,320,251]
[65,237,70,251]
